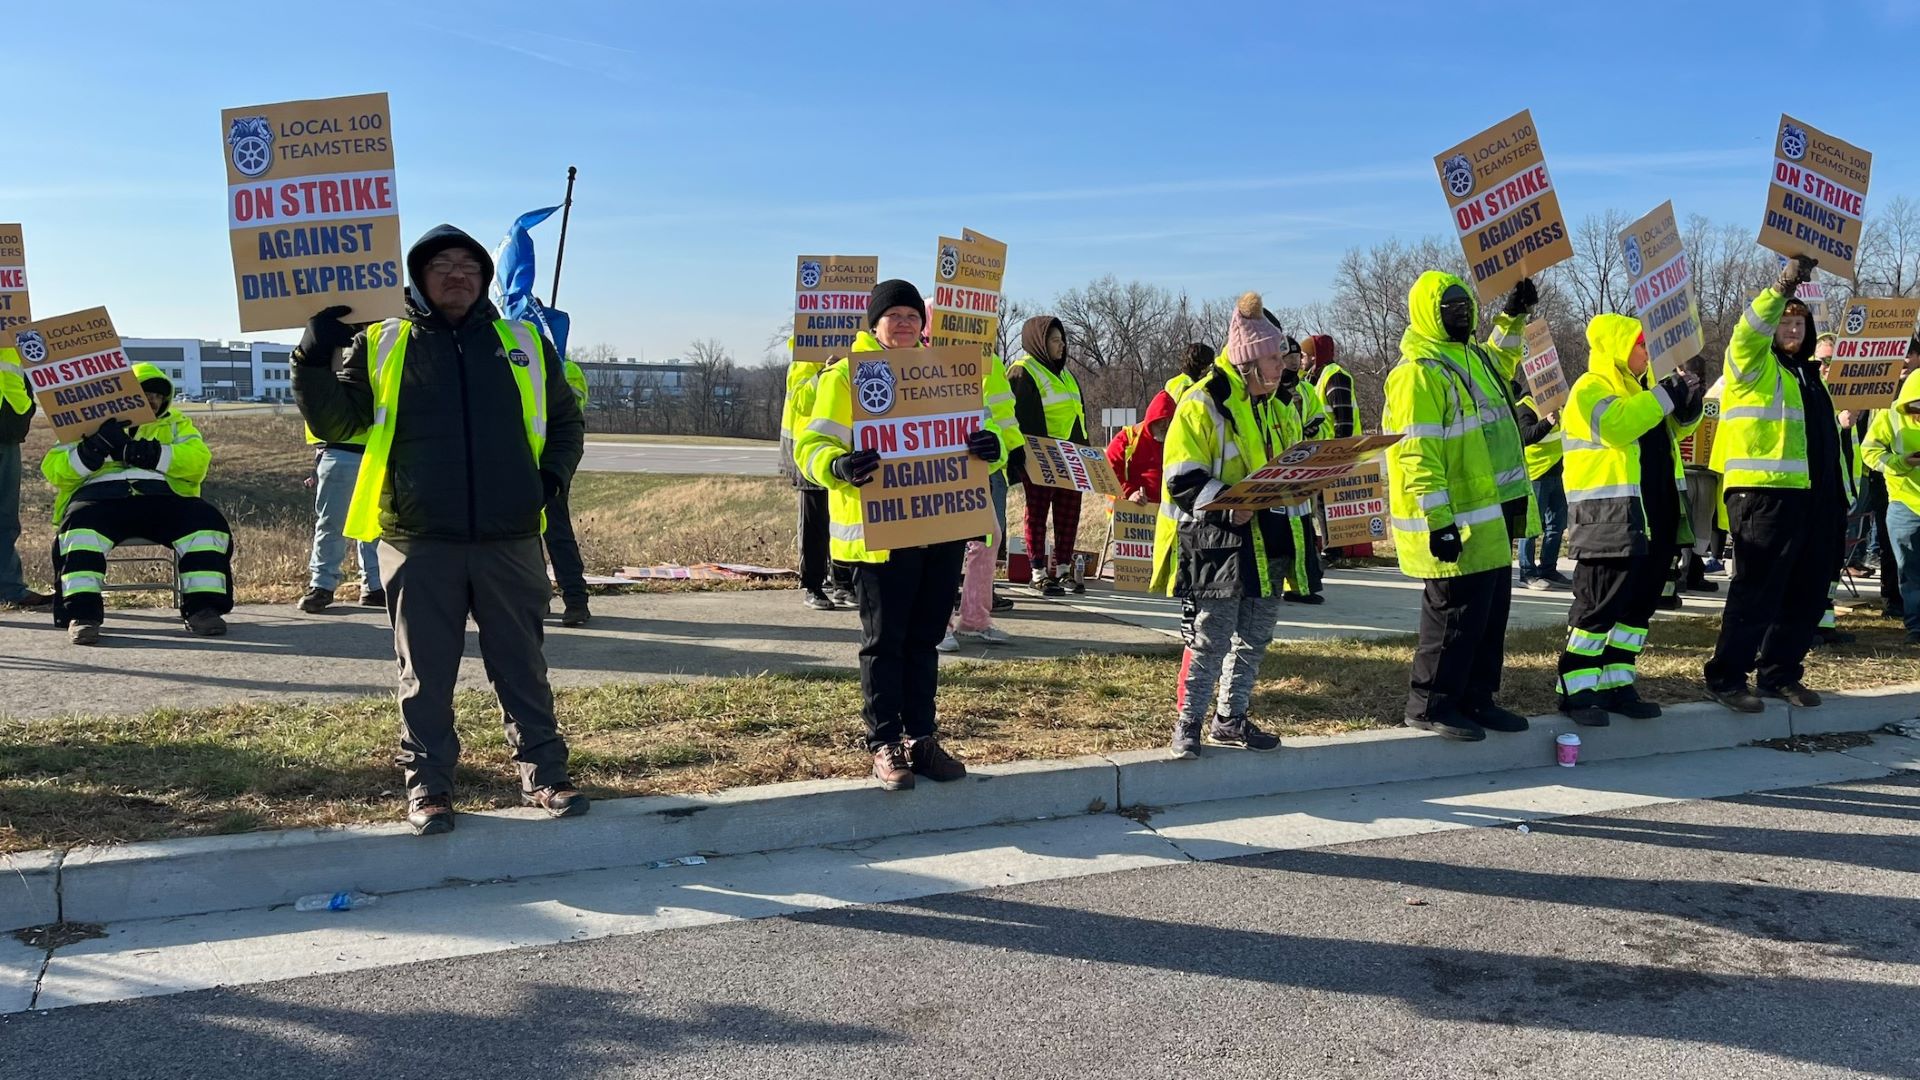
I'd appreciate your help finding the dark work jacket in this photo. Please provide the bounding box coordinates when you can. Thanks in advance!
[1164,374,1293,599]
[0,397,32,444]
[295,297,584,543]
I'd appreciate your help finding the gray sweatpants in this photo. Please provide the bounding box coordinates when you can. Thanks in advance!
[1175,595,1284,732]
[380,536,571,800]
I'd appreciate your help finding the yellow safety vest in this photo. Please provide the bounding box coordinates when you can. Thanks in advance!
[1710,287,1809,492]
[1516,392,1564,480]
[1313,361,1365,432]
[1014,356,1085,439]
[344,318,548,542]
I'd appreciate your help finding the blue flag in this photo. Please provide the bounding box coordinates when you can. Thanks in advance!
[492,205,571,356]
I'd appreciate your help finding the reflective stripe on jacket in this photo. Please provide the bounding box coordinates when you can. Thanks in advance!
[1561,313,1696,560]
[1863,370,1920,514]
[43,363,211,524]
[1710,286,1810,492]
[1013,356,1085,439]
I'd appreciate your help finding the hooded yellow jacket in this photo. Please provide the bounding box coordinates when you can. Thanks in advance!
[1862,369,1920,514]
[1561,314,1699,559]
[42,363,211,524]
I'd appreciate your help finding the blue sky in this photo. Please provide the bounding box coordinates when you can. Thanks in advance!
[8,0,1918,360]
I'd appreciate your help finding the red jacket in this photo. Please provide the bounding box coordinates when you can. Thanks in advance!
[1106,423,1163,501]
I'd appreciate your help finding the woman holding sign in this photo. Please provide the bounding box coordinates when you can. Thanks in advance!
[1151,292,1295,759]
[794,280,1002,791]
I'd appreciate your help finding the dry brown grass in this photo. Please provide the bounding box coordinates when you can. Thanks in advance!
[2,611,1910,854]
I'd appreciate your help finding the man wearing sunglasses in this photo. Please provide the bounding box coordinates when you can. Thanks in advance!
[295,224,587,836]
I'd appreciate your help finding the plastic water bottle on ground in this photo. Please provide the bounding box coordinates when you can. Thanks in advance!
[294,890,379,912]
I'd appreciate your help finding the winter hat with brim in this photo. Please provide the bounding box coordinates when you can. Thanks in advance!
[866,279,927,328]
[1225,292,1283,366]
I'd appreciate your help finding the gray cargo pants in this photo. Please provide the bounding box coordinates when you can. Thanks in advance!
[1175,595,1284,732]
[380,536,572,801]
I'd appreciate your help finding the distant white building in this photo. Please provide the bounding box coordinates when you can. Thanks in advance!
[121,338,297,401]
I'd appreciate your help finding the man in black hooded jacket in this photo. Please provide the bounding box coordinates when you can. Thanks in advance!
[295,224,586,835]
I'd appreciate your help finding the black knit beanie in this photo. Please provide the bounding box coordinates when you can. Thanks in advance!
[866,279,927,328]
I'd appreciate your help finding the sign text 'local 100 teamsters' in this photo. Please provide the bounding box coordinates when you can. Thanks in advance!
[792,255,878,364]
[1758,114,1871,280]
[1434,109,1574,303]
[1322,461,1391,548]
[12,307,156,440]
[1827,297,1920,409]
[1620,201,1704,378]
[930,230,1006,358]
[850,345,999,551]
[0,224,28,338]
[222,92,404,332]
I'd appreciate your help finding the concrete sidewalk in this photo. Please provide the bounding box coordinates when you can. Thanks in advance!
[0,565,1722,722]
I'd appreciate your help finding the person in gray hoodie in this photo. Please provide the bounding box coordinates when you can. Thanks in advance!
[296,224,586,836]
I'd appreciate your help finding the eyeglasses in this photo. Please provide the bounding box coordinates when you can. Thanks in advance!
[878,310,923,323]
[427,257,485,277]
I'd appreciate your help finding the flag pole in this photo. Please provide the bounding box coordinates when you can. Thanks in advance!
[549,165,578,308]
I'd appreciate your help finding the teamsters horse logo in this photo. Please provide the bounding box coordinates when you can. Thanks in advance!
[1846,305,1867,335]
[799,260,822,289]
[1623,235,1644,278]
[1781,123,1808,162]
[13,329,46,364]
[227,116,275,178]
[854,359,896,415]
[1442,153,1474,198]
[938,244,960,281]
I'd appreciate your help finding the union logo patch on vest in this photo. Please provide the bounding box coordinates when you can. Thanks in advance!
[508,348,532,367]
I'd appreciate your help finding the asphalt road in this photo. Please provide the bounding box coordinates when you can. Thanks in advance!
[9,773,1916,1079]
[578,439,779,475]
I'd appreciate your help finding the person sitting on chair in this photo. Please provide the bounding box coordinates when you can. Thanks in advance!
[43,364,235,645]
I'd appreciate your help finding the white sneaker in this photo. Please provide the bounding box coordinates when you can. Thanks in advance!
[956,626,1011,645]
[936,631,960,653]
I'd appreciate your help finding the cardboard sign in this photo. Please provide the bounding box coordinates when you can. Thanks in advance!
[1621,201,1704,377]
[929,229,1006,358]
[1679,397,1718,467]
[1322,462,1390,548]
[1827,297,1920,409]
[1434,109,1574,303]
[0,224,28,340]
[1758,115,1871,281]
[1795,278,1831,335]
[13,307,156,440]
[222,92,404,332]
[792,255,877,364]
[851,345,998,550]
[1202,435,1402,511]
[1023,435,1123,496]
[1521,319,1570,416]
[1108,499,1158,593]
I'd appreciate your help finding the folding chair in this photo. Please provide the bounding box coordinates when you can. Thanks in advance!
[1840,511,1874,600]
[103,536,183,608]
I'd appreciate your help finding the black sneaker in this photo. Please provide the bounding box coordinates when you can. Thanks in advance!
[827,585,858,608]
[1707,682,1765,713]
[1405,713,1486,742]
[407,793,455,836]
[362,588,387,607]
[1464,701,1530,733]
[1540,571,1574,589]
[1038,576,1065,597]
[560,599,591,627]
[1605,688,1663,720]
[1066,578,1085,595]
[298,587,334,614]
[1169,718,1202,760]
[1207,713,1280,751]
[1759,682,1822,708]
[991,593,1015,613]
[803,588,836,611]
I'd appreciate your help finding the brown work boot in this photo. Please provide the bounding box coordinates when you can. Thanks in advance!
[407,793,455,836]
[905,735,967,782]
[524,786,591,818]
[872,743,915,791]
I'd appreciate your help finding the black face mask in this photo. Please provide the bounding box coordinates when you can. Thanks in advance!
[1439,285,1475,344]
[1279,369,1300,392]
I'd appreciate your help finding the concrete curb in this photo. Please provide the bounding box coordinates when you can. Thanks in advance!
[6,684,1917,932]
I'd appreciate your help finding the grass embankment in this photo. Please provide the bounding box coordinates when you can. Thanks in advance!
[1,612,1909,854]
[12,415,800,606]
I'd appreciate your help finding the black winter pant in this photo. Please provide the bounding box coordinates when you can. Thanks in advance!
[1557,544,1673,703]
[853,540,967,750]
[1407,567,1511,722]
[1707,489,1844,691]
[52,494,234,626]
[797,489,854,593]
[543,481,587,602]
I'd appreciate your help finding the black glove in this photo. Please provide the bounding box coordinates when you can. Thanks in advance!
[1005,446,1026,482]
[295,305,356,366]
[76,433,112,472]
[94,418,133,458]
[1428,527,1463,563]
[1657,369,1701,412]
[1774,255,1816,296]
[830,448,881,486]
[1501,277,1538,318]
[540,470,563,503]
[121,439,163,470]
[966,429,1000,462]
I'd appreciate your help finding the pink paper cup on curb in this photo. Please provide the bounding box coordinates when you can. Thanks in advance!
[1556,732,1581,767]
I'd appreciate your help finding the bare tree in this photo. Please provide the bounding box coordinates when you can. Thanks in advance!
[684,338,737,436]
[1858,195,1920,297]
[572,341,619,364]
